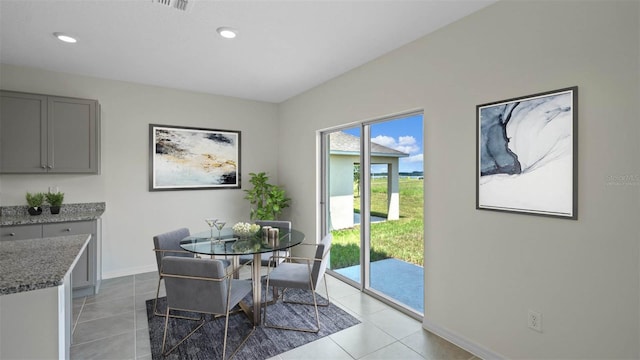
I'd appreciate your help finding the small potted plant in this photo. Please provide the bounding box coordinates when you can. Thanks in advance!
[45,191,65,214]
[26,192,45,215]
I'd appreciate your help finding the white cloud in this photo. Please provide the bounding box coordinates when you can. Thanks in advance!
[372,135,420,155]
[398,136,416,145]
[402,154,423,163]
[371,135,396,148]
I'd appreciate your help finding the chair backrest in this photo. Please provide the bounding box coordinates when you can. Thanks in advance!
[255,220,292,231]
[161,256,229,314]
[153,228,192,272]
[311,233,332,289]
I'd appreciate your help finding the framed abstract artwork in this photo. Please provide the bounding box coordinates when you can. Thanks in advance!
[149,124,241,191]
[476,87,578,219]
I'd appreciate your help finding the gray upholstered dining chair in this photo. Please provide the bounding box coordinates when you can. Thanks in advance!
[152,228,231,317]
[160,256,255,359]
[238,220,292,267]
[262,233,332,333]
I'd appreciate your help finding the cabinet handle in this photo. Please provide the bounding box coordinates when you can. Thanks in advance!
[65,228,71,232]
[9,232,15,236]
[41,165,47,169]
[47,165,54,169]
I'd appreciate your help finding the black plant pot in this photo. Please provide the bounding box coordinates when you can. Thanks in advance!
[28,206,42,215]
[50,206,61,215]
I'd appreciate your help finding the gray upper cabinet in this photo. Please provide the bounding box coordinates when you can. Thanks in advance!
[0,90,100,174]
[0,92,47,172]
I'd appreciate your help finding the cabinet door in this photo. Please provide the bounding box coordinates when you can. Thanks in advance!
[43,221,96,288]
[48,97,99,173]
[0,224,43,241]
[0,91,48,173]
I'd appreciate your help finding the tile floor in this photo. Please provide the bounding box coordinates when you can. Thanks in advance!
[70,269,478,360]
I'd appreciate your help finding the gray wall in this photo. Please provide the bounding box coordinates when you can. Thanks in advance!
[278,1,639,358]
[0,64,279,278]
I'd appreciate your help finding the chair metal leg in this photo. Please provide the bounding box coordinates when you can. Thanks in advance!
[263,272,321,333]
[152,276,163,316]
[223,287,255,360]
[162,307,206,356]
[282,274,330,307]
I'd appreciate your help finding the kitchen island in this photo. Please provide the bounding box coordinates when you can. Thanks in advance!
[1,202,104,297]
[0,234,91,360]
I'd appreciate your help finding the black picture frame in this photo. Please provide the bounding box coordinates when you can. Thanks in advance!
[476,87,578,219]
[149,124,241,191]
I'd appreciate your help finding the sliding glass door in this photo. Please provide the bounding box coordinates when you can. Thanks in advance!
[324,126,363,287]
[322,112,424,315]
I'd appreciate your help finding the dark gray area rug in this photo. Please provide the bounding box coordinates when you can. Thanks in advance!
[146,287,360,359]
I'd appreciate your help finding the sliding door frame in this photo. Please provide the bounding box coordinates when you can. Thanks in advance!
[320,109,424,319]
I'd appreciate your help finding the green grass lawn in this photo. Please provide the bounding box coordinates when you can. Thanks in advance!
[330,177,424,269]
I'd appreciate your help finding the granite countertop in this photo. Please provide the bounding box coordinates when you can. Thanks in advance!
[0,202,105,226]
[0,234,91,295]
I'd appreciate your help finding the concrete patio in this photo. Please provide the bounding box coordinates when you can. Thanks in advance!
[334,258,424,313]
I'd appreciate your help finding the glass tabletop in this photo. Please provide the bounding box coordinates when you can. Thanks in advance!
[179,227,305,256]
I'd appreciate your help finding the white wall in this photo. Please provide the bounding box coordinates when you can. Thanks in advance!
[329,155,356,230]
[0,64,279,278]
[278,1,639,359]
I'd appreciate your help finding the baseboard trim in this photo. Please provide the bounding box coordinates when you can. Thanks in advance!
[102,264,157,280]
[422,319,505,360]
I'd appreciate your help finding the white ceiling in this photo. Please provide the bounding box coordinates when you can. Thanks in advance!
[0,0,496,103]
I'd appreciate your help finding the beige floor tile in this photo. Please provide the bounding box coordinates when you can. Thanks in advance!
[73,313,135,345]
[329,322,396,359]
[72,271,472,360]
[363,308,423,340]
[70,331,135,360]
[100,275,134,289]
[135,289,164,311]
[360,341,425,360]
[136,308,149,330]
[72,297,85,327]
[135,271,158,282]
[135,328,151,358]
[330,298,365,323]
[335,291,389,317]
[325,274,360,299]
[73,296,86,308]
[77,296,134,323]
[85,282,134,304]
[134,277,160,295]
[279,336,353,360]
[401,330,474,360]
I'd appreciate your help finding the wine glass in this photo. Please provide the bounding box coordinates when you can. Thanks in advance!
[205,218,218,239]
[214,220,226,242]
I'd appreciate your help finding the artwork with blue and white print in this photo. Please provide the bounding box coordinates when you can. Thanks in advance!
[476,87,577,219]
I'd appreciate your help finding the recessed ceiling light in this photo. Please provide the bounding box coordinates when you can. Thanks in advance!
[53,32,77,43]
[216,27,237,39]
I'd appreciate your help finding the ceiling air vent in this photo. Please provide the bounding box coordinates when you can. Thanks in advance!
[152,0,192,12]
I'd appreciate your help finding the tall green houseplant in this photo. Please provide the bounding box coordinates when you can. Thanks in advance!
[244,172,291,220]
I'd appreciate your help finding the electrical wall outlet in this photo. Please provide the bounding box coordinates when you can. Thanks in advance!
[528,309,542,332]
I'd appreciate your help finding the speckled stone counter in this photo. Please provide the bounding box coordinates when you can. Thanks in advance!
[0,234,90,295]
[0,202,105,226]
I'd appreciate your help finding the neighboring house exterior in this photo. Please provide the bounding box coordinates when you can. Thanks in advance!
[329,131,408,230]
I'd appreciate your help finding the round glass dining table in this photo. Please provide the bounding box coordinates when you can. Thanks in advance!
[179,227,305,324]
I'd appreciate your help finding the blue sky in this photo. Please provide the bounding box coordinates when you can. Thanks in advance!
[343,114,423,173]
